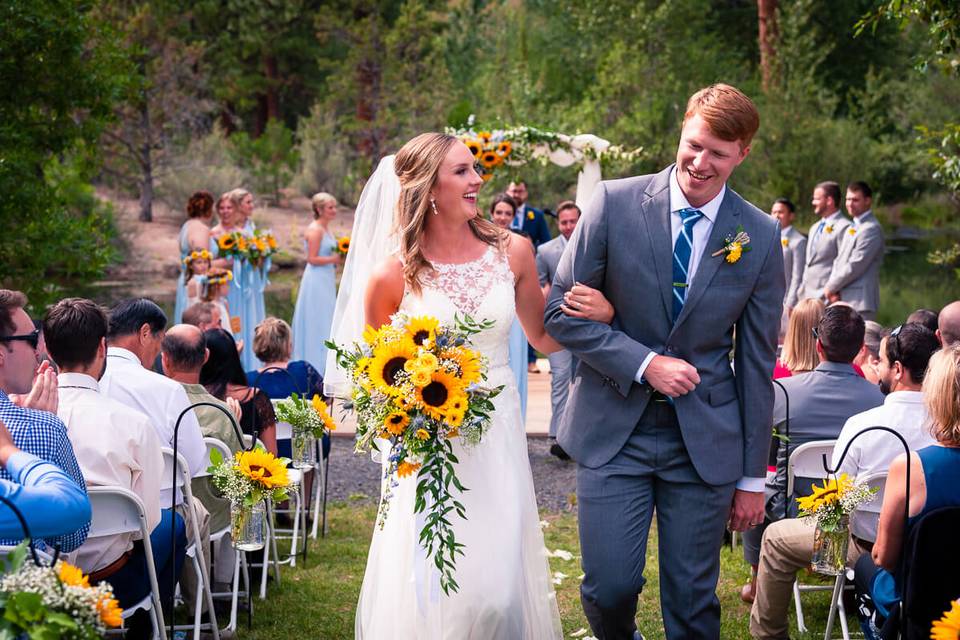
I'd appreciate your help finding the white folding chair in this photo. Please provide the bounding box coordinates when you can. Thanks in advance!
[269,409,310,567]
[310,435,329,539]
[786,440,852,640]
[202,437,255,634]
[86,486,166,640]
[0,545,54,566]
[240,434,282,599]
[161,448,220,640]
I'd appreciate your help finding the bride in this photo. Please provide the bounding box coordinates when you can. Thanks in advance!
[328,133,609,639]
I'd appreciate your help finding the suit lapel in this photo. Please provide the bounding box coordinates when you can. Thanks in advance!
[638,169,675,323]
[673,193,741,329]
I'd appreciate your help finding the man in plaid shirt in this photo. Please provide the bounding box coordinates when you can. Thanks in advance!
[0,289,88,551]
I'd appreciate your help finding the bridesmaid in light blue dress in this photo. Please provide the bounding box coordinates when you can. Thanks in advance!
[211,193,249,358]
[229,188,268,370]
[490,194,529,422]
[292,192,342,376]
[174,191,218,323]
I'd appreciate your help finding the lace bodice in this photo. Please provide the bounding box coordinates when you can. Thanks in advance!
[400,246,516,375]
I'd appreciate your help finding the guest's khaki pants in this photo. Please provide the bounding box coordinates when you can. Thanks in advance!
[749,518,865,639]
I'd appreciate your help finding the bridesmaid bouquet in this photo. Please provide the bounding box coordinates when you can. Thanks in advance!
[335,235,350,256]
[327,313,502,594]
[217,231,248,260]
[0,544,123,637]
[248,229,278,268]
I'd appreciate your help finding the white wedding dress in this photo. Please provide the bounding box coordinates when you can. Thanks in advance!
[355,245,563,639]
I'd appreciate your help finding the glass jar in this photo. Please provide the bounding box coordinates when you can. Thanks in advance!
[811,516,849,575]
[231,500,266,551]
[292,434,317,470]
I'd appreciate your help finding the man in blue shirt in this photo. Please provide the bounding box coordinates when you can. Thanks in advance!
[0,289,88,551]
[0,416,90,540]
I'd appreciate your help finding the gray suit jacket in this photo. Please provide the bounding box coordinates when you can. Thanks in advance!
[544,166,785,485]
[824,211,884,314]
[782,226,807,309]
[535,235,565,289]
[767,361,884,518]
[795,211,850,302]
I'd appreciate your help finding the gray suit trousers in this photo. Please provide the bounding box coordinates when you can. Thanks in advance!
[547,350,572,438]
[578,402,737,639]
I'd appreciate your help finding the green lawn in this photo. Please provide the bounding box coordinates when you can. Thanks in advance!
[235,503,849,639]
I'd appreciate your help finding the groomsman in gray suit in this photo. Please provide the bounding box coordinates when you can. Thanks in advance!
[545,84,784,639]
[771,198,806,335]
[824,182,885,320]
[536,201,582,460]
[795,182,850,303]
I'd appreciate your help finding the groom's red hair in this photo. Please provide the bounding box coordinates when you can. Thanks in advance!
[684,84,760,149]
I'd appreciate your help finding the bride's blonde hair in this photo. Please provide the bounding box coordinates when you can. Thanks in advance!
[394,132,504,294]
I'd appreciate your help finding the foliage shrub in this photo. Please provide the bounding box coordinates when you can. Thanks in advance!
[228,119,300,205]
[157,126,249,211]
[294,106,364,206]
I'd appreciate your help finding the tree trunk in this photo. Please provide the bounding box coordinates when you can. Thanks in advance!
[138,99,154,222]
[758,0,779,93]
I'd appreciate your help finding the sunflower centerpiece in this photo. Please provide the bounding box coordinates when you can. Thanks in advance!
[208,446,291,551]
[274,393,336,469]
[0,543,123,637]
[797,473,877,575]
[327,312,501,595]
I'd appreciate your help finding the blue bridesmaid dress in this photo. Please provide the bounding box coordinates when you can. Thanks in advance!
[291,233,337,375]
[228,219,267,370]
[508,317,528,422]
[174,223,218,323]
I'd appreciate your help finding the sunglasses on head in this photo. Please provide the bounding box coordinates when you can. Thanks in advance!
[0,328,40,350]
[889,324,903,360]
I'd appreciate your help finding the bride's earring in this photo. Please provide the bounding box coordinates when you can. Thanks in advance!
[430,197,439,215]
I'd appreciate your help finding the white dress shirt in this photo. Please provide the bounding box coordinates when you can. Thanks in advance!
[99,347,206,505]
[830,390,933,541]
[58,372,164,572]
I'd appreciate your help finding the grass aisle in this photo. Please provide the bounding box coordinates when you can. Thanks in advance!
[239,503,845,638]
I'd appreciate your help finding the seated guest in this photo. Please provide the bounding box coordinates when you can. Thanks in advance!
[906,307,938,333]
[854,345,960,635]
[246,317,328,459]
[182,301,223,333]
[749,323,940,638]
[936,300,960,347]
[855,320,886,385]
[161,324,244,533]
[774,298,823,379]
[0,289,88,552]
[42,297,185,619]
[741,305,884,603]
[200,328,277,454]
[0,417,90,540]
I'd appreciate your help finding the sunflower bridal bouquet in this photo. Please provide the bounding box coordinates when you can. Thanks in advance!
[0,543,122,638]
[797,473,877,575]
[208,446,291,550]
[326,313,502,594]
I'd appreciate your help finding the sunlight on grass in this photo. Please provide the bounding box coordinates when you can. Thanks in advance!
[237,504,851,639]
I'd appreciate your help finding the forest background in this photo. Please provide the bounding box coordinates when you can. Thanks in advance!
[2,0,959,320]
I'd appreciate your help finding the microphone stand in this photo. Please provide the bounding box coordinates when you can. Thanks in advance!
[820,425,910,638]
[171,400,244,637]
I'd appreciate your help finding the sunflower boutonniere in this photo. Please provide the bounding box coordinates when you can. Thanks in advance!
[847,227,856,236]
[711,225,751,264]
[781,237,789,248]
[825,224,835,234]
[527,210,535,221]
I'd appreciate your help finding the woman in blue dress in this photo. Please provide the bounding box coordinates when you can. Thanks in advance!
[211,193,249,356]
[291,192,341,376]
[228,188,268,369]
[489,193,529,421]
[174,191,218,323]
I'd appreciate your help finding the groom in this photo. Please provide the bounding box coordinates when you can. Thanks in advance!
[545,84,784,639]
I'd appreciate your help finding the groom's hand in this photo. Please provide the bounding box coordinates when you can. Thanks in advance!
[728,490,764,532]
[643,355,700,397]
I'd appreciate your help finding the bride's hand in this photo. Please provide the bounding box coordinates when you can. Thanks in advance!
[561,283,614,324]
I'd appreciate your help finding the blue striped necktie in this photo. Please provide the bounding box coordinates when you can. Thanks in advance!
[672,207,703,320]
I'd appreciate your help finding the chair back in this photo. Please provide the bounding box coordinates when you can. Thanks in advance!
[849,470,887,542]
[200,437,233,479]
[901,506,960,640]
[270,399,294,440]
[786,440,837,498]
[0,545,53,566]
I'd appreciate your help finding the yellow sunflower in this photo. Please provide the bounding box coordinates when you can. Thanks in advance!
[369,339,417,395]
[725,242,743,264]
[481,173,494,182]
[417,369,466,421]
[496,140,512,157]
[235,449,289,489]
[444,347,482,384]
[254,237,267,252]
[218,234,236,251]
[312,395,336,431]
[797,474,852,513]
[97,595,123,627]
[447,393,467,414]
[267,234,278,249]
[397,461,422,478]
[931,600,960,640]
[58,562,90,588]
[415,428,430,440]
[405,316,439,347]
[477,131,492,142]
[384,411,410,436]
[362,325,381,346]
[445,408,465,427]
[237,236,249,251]
[338,236,351,253]
[464,138,483,158]
[480,151,502,169]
